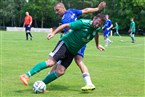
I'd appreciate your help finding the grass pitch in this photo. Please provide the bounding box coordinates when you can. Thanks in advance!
[0,31,144,97]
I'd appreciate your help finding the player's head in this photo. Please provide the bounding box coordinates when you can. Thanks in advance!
[54,2,66,17]
[105,14,109,19]
[26,12,29,15]
[130,18,134,21]
[92,14,106,28]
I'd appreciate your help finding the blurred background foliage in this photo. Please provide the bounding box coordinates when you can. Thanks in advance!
[0,0,145,34]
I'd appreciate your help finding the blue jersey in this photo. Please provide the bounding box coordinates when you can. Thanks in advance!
[61,8,85,57]
[103,19,112,32]
[61,8,82,33]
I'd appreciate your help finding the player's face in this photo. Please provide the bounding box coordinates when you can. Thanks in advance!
[92,17,103,28]
[105,15,109,19]
[26,12,29,16]
[54,5,64,17]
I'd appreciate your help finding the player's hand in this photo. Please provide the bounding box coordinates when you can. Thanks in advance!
[107,28,110,30]
[98,1,106,10]
[97,44,105,51]
[47,32,55,40]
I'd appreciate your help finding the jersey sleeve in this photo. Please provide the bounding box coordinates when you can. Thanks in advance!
[70,20,83,30]
[71,9,82,17]
[30,16,32,23]
[109,20,112,26]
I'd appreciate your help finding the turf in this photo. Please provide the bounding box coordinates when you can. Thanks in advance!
[0,31,144,97]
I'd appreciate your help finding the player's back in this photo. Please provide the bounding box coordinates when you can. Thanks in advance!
[104,19,112,29]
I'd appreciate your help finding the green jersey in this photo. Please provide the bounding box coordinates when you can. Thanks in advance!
[60,19,101,55]
[130,21,136,33]
[115,23,119,30]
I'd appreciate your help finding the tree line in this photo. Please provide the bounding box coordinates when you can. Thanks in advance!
[0,0,145,34]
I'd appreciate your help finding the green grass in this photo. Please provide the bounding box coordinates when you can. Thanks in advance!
[0,31,144,97]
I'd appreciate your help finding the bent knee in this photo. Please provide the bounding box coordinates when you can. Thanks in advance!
[74,55,83,63]
[45,59,56,67]
[56,69,65,76]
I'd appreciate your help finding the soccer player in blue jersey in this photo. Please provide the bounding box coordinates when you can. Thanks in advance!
[20,2,106,91]
[102,14,113,47]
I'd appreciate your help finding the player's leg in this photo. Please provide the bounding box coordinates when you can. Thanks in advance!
[108,31,113,43]
[130,32,135,43]
[25,26,28,40]
[116,29,120,36]
[74,45,95,91]
[20,59,55,86]
[108,37,112,43]
[28,32,32,40]
[49,60,61,73]
[20,41,64,86]
[26,30,31,40]
[42,48,74,85]
[132,33,135,43]
[104,31,110,47]
[104,35,108,47]
[26,32,28,40]
[27,25,32,40]
[42,63,65,84]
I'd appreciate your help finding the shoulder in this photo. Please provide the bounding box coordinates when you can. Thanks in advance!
[67,8,82,14]
[68,8,79,11]
[66,9,76,12]
[29,15,32,18]
[108,19,112,22]
[80,19,91,23]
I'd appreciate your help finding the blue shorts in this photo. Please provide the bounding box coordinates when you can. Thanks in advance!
[76,44,86,58]
[25,25,32,31]
[104,30,110,37]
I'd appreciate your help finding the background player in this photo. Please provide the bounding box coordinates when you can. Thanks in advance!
[23,11,33,40]
[102,14,113,47]
[128,18,136,43]
[113,22,121,37]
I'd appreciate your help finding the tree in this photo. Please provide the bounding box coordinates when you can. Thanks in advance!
[0,0,144,33]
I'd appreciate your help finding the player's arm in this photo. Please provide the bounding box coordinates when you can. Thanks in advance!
[107,24,113,30]
[94,33,105,51]
[129,23,133,32]
[82,1,106,14]
[23,23,25,27]
[47,23,70,40]
[131,24,135,31]
[23,19,25,27]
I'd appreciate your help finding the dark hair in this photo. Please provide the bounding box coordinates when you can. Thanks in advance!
[96,14,106,23]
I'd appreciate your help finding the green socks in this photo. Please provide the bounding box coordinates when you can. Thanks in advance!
[131,36,134,41]
[42,71,59,84]
[26,61,47,77]
[25,61,59,85]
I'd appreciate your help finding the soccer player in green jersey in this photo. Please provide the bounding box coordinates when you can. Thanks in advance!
[20,14,105,91]
[128,18,136,43]
[113,22,121,37]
